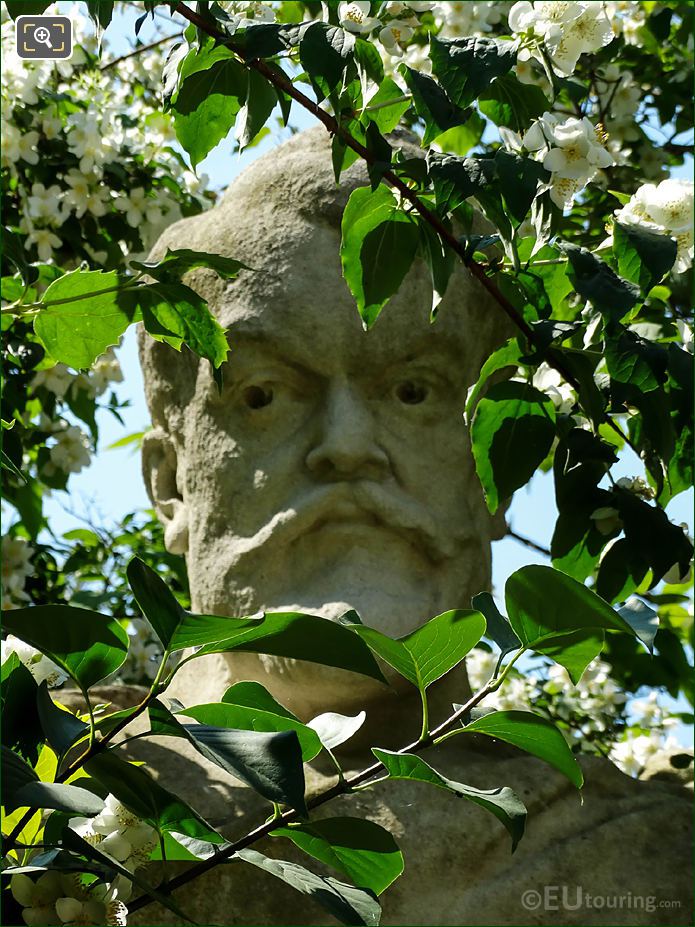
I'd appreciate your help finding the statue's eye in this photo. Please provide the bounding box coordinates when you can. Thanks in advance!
[395,380,428,405]
[242,385,274,409]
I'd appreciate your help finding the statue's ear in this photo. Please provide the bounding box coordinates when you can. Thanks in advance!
[141,429,189,555]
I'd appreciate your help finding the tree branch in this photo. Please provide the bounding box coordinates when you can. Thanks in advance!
[100,32,184,71]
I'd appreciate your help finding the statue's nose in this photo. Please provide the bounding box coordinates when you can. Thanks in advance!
[305,381,389,480]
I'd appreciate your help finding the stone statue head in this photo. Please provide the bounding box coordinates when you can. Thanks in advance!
[138,127,507,718]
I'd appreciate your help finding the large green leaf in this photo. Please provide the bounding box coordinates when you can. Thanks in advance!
[137,281,229,368]
[504,564,644,682]
[85,751,226,844]
[478,73,548,131]
[299,22,355,102]
[126,556,186,650]
[179,701,322,763]
[130,248,248,284]
[426,152,494,213]
[271,817,403,896]
[236,69,277,150]
[418,220,455,318]
[33,270,139,369]
[372,749,526,851]
[470,380,556,514]
[148,699,307,813]
[560,243,641,320]
[2,655,42,766]
[464,338,524,420]
[494,150,548,225]
[222,681,296,718]
[350,610,485,693]
[171,47,247,167]
[604,325,667,392]
[613,221,677,294]
[37,683,88,760]
[173,611,387,685]
[2,605,129,692]
[430,35,516,109]
[340,185,420,328]
[399,65,469,145]
[461,710,583,788]
[364,77,411,133]
[471,593,520,656]
[237,848,381,927]
[13,782,104,817]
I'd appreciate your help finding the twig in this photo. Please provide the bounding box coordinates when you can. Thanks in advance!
[100,32,184,71]
[506,528,550,556]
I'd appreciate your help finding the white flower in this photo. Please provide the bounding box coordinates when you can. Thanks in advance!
[339,1,379,34]
[379,19,414,52]
[31,363,74,398]
[2,634,68,687]
[27,183,65,226]
[615,475,655,501]
[70,794,158,874]
[615,179,694,273]
[604,0,646,45]
[465,647,498,690]
[434,0,505,38]
[115,187,161,228]
[1,534,34,605]
[54,876,128,927]
[590,505,622,536]
[523,112,612,209]
[546,3,613,76]
[11,872,63,926]
[532,363,575,414]
[48,425,91,475]
[676,320,693,355]
[91,347,124,395]
[63,169,110,219]
[25,228,62,262]
[610,730,680,778]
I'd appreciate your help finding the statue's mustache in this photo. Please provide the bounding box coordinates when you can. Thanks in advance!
[227,481,471,564]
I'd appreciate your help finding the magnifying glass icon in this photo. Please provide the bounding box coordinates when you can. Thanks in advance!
[33,25,53,48]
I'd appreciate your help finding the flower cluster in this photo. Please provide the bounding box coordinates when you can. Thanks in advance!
[118,618,162,684]
[1,633,67,687]
[11,872,127,927]
[614,179,694,274]
[70,794,158,876]
[1,533,34,607]
[522,112,613,209]
[509,1,614,77]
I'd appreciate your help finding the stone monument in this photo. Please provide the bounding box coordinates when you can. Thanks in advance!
[132,127,692,925]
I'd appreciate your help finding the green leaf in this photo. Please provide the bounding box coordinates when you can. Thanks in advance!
[471,593,520,655]
[430,35,517,109]
[86,0,114,30]
[137,281,229,368]
[354,36,384,90]
[222,680,297,718]
[426,152,495,213]
[612,221,677,294]
[433,111,486,156]
[37,683,88,759]
[130,248,248,283]
[172,50,247,167]
[173,611,387,686]
[2,656,42,766]
[505,564,642,681]
[560,243,642,320]
[372,749,526,851]
[33,270,139,369]
[418,221,455,318]
[2,605,129,692]
[478,73,548,131]
[617,599,659,653]
[237,848,381,927]
[14,782,104,816]
[147,700,307,813]
[85,751,226,844]
[126,556,186,650]
[271,817,403,896]
[350,609,485,691]
[340,186,420,328]
[4,2,51,17]
[604,325,667,392]
[178,700,322,763]
[364,77,410,133]
[464,338,524,420]
[494,150,548,225]
[461,710,583,788]
[470,380,556,514]
[399,65,470,145]
[299,22,355,102]
[236,69,277,150]
[2,745,38,808]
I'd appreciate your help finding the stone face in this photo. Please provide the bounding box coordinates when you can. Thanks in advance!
[135,126,693,926]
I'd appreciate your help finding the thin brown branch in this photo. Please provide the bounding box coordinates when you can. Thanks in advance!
[100,32,184,71]
[506,528,551,556]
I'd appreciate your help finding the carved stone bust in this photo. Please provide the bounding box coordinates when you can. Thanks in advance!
[133,127,692,926]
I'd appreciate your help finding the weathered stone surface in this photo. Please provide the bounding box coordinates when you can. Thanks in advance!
[130,126,693,926]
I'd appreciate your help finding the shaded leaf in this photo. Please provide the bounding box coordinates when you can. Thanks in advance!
[471,592,520,655]
[560,242,641,319]
[613,221,677,294]
[430,35,517,108]
[130,248,248,284]
[399,65,469,145]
